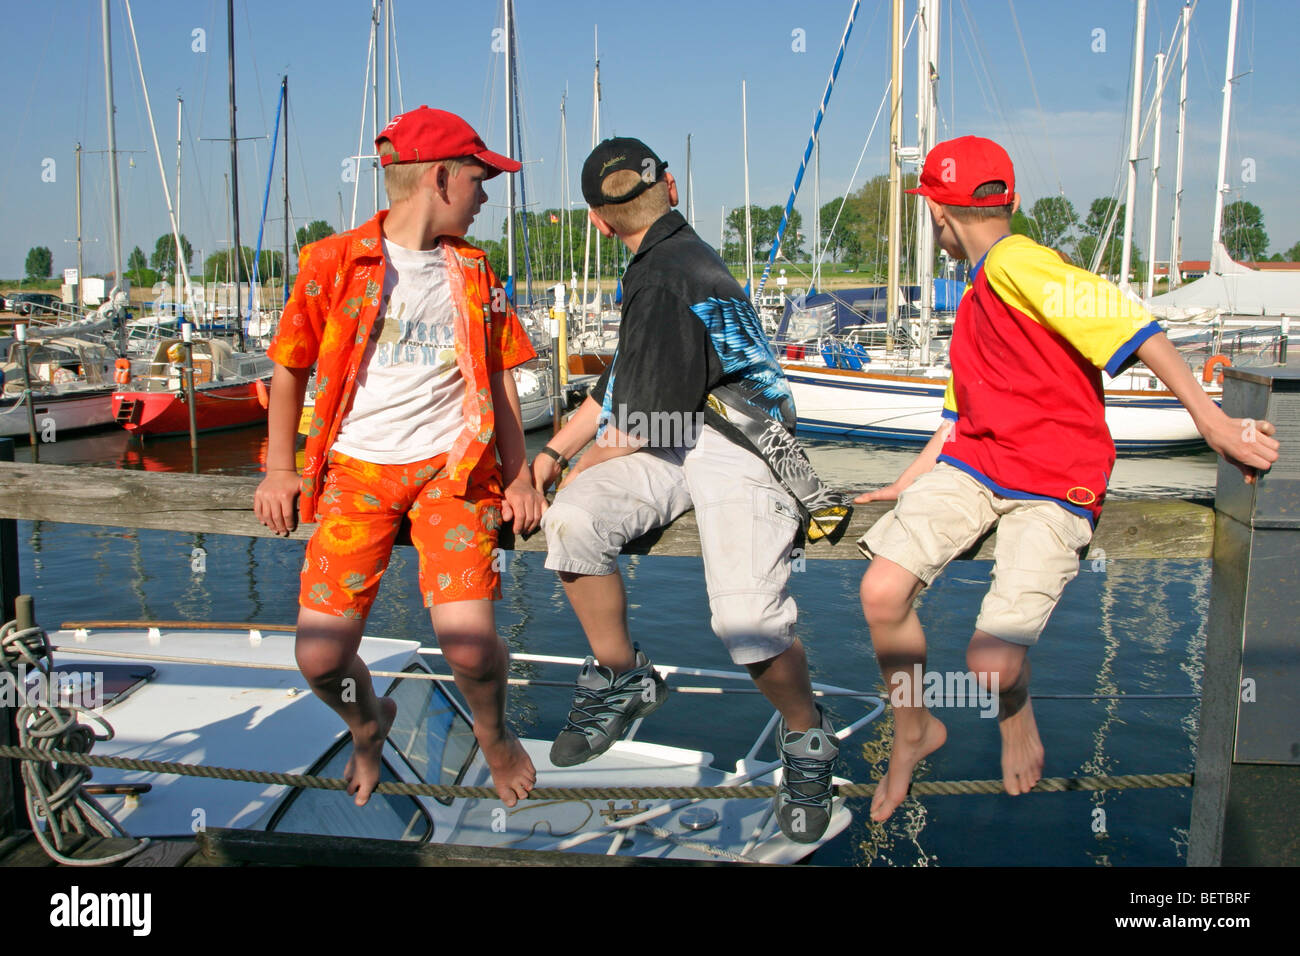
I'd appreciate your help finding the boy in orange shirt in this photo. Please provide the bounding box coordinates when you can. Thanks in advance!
[255,107,545,808]
[857,136,1279,822]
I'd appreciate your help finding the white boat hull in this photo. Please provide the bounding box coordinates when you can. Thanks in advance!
[783,363,1209,451]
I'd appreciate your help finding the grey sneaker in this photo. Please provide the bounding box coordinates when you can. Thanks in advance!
[549,647,668,767]
[775,706,839,844]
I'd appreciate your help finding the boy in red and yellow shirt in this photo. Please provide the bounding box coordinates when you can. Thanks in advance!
[255,107,545,808]
[856,136,1279,822]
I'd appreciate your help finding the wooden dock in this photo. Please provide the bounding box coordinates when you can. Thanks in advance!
[1,366,1297,867]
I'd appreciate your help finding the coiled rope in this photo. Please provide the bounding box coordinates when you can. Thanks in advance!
[0,621,149,865]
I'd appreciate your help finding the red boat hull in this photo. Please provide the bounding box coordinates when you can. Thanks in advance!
[112,380,270,436]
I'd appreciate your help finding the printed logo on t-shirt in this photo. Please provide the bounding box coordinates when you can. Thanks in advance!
[372,296,456,369]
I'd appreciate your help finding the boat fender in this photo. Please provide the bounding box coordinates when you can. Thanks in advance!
[1202,354,1230,384]
[113,357,132,385]
[255,379,270,409]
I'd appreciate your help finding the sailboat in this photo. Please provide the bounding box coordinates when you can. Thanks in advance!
[109,0,274,437]
[771,0,1217,451]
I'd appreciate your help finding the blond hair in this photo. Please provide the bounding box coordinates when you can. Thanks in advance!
[591,169,670,236]
[377,140,471,204]
[941,180,1015,223]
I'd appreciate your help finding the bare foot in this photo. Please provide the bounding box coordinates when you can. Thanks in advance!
[870,713,947,822]
[477,730,537,808]
[344,697,397,807]
[999,696,1044,795]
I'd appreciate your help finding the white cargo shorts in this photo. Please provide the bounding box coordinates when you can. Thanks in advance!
[542,424,802,665]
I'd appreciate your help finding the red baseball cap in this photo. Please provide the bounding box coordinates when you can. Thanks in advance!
[375,106,521,178]
[907,135,1015,207]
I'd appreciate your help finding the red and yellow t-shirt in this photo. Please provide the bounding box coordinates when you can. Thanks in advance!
[939,234,1161,523]
[267,210,536,523]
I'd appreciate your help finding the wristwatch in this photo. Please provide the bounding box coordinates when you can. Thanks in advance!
[539,446,569,470]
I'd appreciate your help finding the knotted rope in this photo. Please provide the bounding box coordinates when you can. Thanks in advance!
[1,619,148,865]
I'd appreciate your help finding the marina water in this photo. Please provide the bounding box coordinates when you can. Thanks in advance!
[11,425,1219,866]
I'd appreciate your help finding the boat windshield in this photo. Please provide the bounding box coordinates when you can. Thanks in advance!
[383,666,477,803]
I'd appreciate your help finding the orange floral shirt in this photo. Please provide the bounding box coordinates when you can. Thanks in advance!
[268,210,536,523]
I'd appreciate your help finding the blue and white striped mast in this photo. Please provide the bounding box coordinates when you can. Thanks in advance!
[754,0,863,302]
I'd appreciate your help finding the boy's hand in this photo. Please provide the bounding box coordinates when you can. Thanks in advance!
[1202,415,1280,484]
[501,475,547,534]
[531,454,562,495]
[255,469,301,536]
[854,482,904,504]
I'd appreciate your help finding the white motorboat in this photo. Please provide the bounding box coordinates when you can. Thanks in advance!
[40,622,882,863]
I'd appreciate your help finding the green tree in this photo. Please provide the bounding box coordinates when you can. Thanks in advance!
[151,233,193,274]
[1285,240,1300,262]
[296,220,335,248]
[1011,209,1036,238]
[127,246,148,273]
[24,246,53,281]
[203,246,256,282]
[1221,200,1268,262]
[1028,196,1078,251]
[1079,198,1143,279]
[255,250,287,283]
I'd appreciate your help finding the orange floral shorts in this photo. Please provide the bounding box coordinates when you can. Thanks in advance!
[299,449,503,619]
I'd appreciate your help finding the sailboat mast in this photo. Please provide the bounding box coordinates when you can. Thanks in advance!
[742,80,753,299]
[504,0,516,290]
[685,133,692,231]
[370,0,380,215]
[227,0,244,346]
[1210,0,1240,271]
[101,0,125,353]
[75,142,83,306]
[176,95,184,315]
[283,76,290,305]
[560,91,570,285]
[1144,52,1165,299]
[1119,0,1146,289]
[916,0,939,365]
[1168,3,1191,290]
[885,0,902,341]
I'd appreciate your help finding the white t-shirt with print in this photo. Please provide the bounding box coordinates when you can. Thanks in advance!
[331,238,466,463]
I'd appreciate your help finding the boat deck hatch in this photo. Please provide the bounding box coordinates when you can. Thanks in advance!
[24,663,156,709]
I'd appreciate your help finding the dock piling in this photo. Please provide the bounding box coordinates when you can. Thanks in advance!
[1190,367,1300,865]
[0,438,22,842]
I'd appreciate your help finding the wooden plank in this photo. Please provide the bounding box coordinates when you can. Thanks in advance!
[195,827,742,867]
[124,838,201,868]
[0,460,1215,559]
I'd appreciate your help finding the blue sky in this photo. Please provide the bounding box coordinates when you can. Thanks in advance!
[2,0,1297,281]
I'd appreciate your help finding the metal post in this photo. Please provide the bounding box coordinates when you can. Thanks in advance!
[0,438,22,841]
[551,283,567,437]
[75,143,84,308]
[15,325,38,462]
[182,323,199,473]
[1190,367,1300,865]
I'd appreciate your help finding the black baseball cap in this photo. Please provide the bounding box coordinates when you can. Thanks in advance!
[581,137,668,207]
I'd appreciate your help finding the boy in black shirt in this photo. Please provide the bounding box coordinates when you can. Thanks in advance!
[532,137,846,844]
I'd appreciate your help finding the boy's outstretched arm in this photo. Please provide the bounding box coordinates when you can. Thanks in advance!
[855,419,953,503]
[529,395,643,492]
[1136,332,1280,483]
[254,362,311,535]
[491,369,547,534]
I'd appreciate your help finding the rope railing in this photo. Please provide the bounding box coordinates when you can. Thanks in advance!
[0,743,1192,802]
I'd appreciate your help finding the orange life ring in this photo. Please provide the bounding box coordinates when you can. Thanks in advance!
[1202,354,1231,384]
[113,357,131,385]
